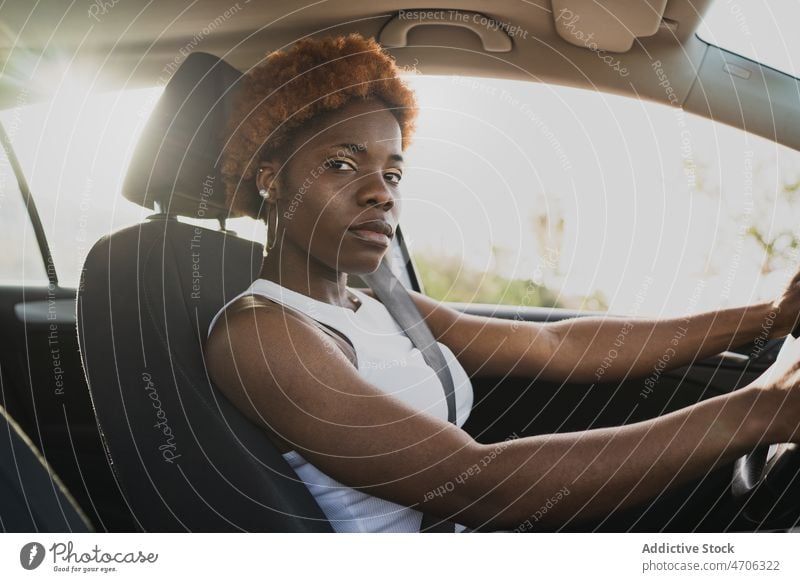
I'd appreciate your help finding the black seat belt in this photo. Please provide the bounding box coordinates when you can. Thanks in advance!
[362,258,458,533]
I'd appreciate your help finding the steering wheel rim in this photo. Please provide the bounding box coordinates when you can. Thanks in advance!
[731,335,800,525]
[732,442,800,523]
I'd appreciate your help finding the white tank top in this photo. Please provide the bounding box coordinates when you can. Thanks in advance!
[207,278,474,532]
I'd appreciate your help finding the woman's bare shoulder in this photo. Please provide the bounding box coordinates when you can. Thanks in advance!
[209,294,308,337]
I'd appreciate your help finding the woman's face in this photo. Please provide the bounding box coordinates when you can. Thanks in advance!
[258,98,404,276]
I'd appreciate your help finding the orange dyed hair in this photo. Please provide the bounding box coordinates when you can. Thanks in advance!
[222,33,418,220]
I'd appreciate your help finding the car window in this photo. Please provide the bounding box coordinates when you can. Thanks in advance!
[0,85,269,288]
[0,129,48,284]
[400,75,800,317]
[0,87,161,287]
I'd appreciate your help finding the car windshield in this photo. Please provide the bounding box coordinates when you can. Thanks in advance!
[3,73,800,318]
[697,0,800,78]
[403,75,800,317]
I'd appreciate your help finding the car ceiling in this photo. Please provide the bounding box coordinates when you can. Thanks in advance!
[1,0,798,152]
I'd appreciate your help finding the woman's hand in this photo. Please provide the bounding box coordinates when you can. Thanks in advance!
[770,267,800,338]
[750,334,800,443]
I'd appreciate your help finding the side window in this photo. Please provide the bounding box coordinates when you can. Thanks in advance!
[0,86,162,287]
[400,75,800,317]
[0,134,48,283]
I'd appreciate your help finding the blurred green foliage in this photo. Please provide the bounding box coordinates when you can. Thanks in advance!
[413,251,563,308]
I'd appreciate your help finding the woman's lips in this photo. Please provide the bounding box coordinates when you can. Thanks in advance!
[348,228,391,247]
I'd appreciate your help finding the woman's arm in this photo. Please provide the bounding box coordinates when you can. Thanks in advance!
[381,267,800,383]
[204,300,799,531]
[533,301,777,384]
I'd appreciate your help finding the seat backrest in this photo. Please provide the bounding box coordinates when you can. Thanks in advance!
[0,405,92,532]
[75,51,333,531]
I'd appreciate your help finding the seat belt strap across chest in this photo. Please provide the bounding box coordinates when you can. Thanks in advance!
[362,259,458,533]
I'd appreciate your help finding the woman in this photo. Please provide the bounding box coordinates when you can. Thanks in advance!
[205,33,800,532]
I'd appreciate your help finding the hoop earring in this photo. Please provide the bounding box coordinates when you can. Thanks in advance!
[266,202,279,252]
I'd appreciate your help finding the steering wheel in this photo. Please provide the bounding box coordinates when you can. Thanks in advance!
[731,331,800,525]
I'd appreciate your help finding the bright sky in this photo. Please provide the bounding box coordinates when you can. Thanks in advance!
[2,0,800,318]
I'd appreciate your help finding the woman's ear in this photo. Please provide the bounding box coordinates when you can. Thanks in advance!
[255,161,280,201]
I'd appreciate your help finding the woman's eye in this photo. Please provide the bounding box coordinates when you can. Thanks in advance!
[384,171,402,184]
[327,158,357,171]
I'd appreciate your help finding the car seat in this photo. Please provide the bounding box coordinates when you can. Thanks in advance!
[76,52,333,531]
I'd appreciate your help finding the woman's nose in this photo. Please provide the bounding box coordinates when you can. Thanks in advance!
[357,175,395,210]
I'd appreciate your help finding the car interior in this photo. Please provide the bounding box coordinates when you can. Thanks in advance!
[1,0,800,532]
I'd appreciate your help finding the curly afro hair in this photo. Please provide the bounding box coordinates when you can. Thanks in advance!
[221,33,418,220]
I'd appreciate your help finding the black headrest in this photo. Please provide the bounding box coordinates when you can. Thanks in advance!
[123,52,243,220]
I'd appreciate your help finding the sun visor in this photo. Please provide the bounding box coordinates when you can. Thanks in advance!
[552,0,668,53]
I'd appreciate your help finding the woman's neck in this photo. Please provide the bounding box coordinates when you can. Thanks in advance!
[259,245,353,309]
